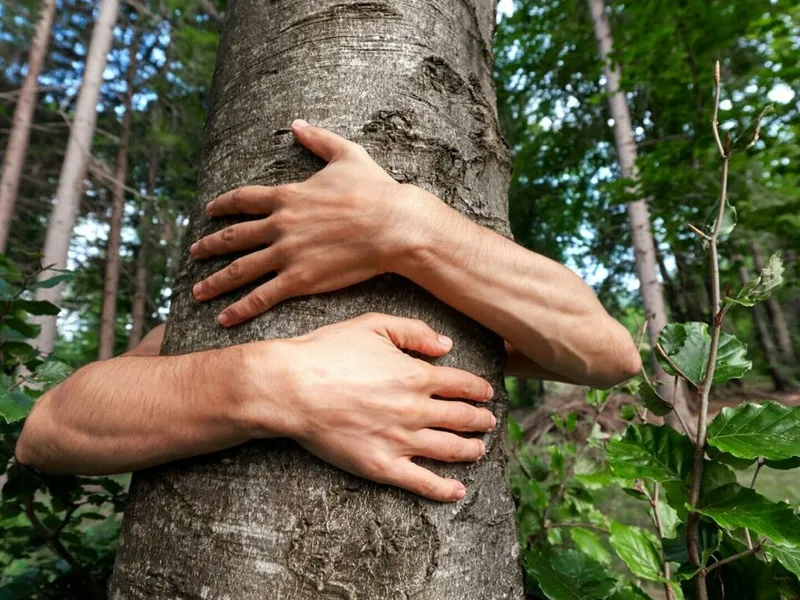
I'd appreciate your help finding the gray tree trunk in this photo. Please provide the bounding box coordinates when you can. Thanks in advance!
[109,2,523,599]
[99,26,140,360]
[0,0,57,252]
[587,0,692,427]
[32,0,121,355]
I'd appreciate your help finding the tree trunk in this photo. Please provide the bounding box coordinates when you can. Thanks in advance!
[752,242,795,362]
[737,261,788,391]
[0,0,57,252]
[128,150,158,351]
[109,2,523,599]
[32,0,121,355]
[587,0,692,426]
[99,25,140,360]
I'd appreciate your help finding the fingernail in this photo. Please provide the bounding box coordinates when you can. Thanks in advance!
[454,486,466,500]
[190,242,199,256]
[438,335,452,349]
[479,440,486,456]
[486,385,494,400]
[192,282,204,298]
[292,119,311,128]
[218,312,230,327]
[206,200,216,215]
[489,414,497,431]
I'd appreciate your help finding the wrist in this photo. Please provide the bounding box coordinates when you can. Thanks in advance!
[384,184,439,278]
[226,339,302,440]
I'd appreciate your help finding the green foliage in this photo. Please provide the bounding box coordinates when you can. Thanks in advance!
[707,402,800,462]
[607,424,693,484]
[727,253,785,308]
[526,550,619,600]
[0,257,124,598]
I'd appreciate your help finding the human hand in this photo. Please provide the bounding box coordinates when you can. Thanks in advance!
[238,313,496,502]
[190,120,431,327]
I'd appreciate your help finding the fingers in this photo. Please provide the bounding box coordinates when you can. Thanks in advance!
[190,218,277,259]
[218,276,294,327]
[192,246,281,302]
[360,313,452,357]
[420,399,496,433]
[429,366,494,402]
[205,186,279,217]
[291,119,355,162]
[410,429,486,464]
[389,459,466,502]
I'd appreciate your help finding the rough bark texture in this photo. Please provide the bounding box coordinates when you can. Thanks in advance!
[110,1,523,599]
[128,150,158,351]
[752,242,795,362]
[33,0,121,355]
[587,0,692,426]
[0,0,57,252]
[99,28,139,360]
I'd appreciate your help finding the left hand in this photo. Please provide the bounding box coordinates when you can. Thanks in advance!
[190,119,428,326]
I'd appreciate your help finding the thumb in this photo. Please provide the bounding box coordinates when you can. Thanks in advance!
[291,120,352,162]
[362,314,453,357]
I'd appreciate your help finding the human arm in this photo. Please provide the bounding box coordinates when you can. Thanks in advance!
[15,314,496,502]
[190,121,641,388]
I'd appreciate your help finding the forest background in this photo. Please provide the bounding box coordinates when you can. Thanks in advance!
[0,0,798,598]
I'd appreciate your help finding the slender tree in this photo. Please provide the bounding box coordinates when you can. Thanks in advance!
[0,0,57,251]
[128,150,158,350]
[587,0,692,425]
[32,0,121,355]
[109,1,523,598]
[99,24,141,360]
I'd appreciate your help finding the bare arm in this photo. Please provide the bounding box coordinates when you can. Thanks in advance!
[16,315,496,502]
[189,121,641,389]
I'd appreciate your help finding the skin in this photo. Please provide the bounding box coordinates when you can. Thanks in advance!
[16,120,641,503]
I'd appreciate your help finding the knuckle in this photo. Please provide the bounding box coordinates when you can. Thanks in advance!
[232,187,243,209]
[408,365,432,389]
[458,404,477,428]
[415,476,436,498]
[221,226,236,244]
[447,439,465,462]
[228,259,244,280]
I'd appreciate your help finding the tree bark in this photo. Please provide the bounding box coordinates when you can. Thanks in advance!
[99,26,140,360]
[109,2,523,599]
[32,0,121,355]
[752,242,795,363]
[128,150,159,351]
[587,0,692,426]
[0,0,57,252]
[737,260,788,391]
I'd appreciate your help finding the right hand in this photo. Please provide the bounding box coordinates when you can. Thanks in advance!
[241,313,496,502]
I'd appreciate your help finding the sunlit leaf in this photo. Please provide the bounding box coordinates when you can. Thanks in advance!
[570,528,612,565]
[0,388,33,423]
[657,322,751,386]
[607,424,694,484]
[707,402,800,461]
[727,253,784,307]
[609,521,663,581]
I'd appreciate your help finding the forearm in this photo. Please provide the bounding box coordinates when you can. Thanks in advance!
[394,188,641,388]
[16,346,267,474]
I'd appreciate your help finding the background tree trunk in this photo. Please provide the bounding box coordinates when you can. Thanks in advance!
[0,0,57,252]
[32,0,121,355]
[587,0,692,427]
[737,260,788,391]
[109,1,523,599]
[99,25,140,360]
[128,150,158,351]
[752,241,795,363]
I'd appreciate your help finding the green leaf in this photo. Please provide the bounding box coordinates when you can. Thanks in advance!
[2,341,38,364]
[657,500,681,539]
[0,388,33,423]
[727,253,784,307]
[14,300,60,316]
[700,461,736,496]
[657,322,751,386]
[693,483,800,546]
[620,404,637,421]
[765,544,800,581]
[638,380,674,416]
[607,424,694,484]
[608,586,654,600]
[33,361,73,386]
[508,415,523,443]
[3,317,39,339]
[526,550,618,600]
[30,273,72,290]
[609,521,664,581]
[703,197,737,240]
[570,528,612,565]
[663,522,720,564]
[706,402,800,462]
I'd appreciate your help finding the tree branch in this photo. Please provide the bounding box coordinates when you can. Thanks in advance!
[705,541,764,573]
